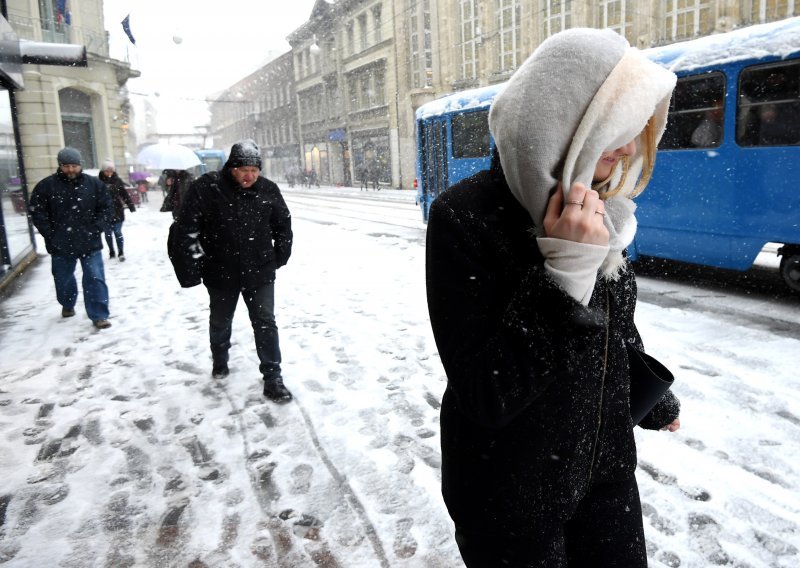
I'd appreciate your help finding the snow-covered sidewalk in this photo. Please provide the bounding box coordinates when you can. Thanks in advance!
[0,187,798,568]
[0,190,457,567]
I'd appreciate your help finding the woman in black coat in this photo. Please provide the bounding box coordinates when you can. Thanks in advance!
[99,161,135,261]
[426,29,681,567]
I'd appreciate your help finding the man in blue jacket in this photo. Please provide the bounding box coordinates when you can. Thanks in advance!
[29,147,114,329]
[169,140,294,402]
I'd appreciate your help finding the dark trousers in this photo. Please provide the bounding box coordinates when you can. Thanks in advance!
[104,221,124,255]
[454,476,647,568]
[206,283,282,379]
[51,250,109,321]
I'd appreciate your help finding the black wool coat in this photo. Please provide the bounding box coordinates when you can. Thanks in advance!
[29,170,113,257]
[99,171,135,222]
[426,164,680,537]
[169,170,293,290]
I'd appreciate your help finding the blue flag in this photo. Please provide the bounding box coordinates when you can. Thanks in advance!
[122,14,136,45]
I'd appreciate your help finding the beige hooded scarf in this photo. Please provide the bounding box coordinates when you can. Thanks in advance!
[489,28,676,282]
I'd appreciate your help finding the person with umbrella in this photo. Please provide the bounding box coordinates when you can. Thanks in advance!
[136,143,201,218]
[168,140,294,403]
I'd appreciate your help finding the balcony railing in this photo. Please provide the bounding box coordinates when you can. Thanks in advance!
[8,14,109,58]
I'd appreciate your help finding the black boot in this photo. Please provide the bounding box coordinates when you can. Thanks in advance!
[211,350,229,378]
[263,376,292,403]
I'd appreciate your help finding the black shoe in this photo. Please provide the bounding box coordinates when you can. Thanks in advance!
[263,377,292,403]
[212,364,229,379]
[93,319,112,329]
[61,307,75,318]
[109,251,116,259]
[119,254,126,262]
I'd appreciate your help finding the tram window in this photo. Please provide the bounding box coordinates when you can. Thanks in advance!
[737,61,800,147]
[452,110,490,158]
[659,73,725,150]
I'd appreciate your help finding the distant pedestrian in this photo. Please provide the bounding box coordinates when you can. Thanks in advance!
[168,140,294,403]
[137,180,149,203]
[358,163,367,191]
[28,147,114,329]
[99,160,136,262]
[369,161,380,190]
[160,169,194,219]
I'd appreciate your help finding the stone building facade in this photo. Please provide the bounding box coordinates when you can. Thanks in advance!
[7,0,138,187]
[209,0,799,190]
[210,51,299,182]
[0,0,137,292]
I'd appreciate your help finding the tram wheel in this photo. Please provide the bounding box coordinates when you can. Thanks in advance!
[780,253,800,293]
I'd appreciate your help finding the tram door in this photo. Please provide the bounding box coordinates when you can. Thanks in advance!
[423,120,449,207]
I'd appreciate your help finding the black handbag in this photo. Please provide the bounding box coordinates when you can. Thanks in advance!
[626,344,675,425]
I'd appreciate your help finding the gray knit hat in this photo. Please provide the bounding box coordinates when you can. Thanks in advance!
[57,147,82,166]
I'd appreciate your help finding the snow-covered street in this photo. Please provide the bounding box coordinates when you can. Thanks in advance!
[0,187,798,567]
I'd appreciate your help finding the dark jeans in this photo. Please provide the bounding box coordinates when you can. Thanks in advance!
[51,250,109,321]
[206,283,282,379]
[104,221,124,254]
[454,476,647,568]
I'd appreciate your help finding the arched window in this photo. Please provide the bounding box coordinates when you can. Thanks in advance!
[59,88,96,168]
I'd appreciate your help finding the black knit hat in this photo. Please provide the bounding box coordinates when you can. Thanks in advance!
[57,147,82,166]
[225,140,262,170]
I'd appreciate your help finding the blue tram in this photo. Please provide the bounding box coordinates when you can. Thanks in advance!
[194,149,226,174]
[414,17,800,292]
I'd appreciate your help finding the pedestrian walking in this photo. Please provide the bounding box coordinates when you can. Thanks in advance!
[168,140,294,403]
[99,160,136,262]
[28,147,114,329]
[159,169,194,219]
[426,28,681,567]
[137,180,149,203]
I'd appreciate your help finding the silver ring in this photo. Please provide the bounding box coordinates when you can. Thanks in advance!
[566,200,584,206]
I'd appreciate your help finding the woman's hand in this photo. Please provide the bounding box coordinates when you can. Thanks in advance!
[661,418,681,432]
[543,183,609,246]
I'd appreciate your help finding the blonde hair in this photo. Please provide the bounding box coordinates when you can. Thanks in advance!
[595,116,658,200]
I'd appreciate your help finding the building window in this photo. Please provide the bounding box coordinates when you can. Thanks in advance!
[59,88,96,169]
[410,0,433,88]
[542,0,571,38]
[496,0,521,73]
[38,0,69,43]
[0,89,30,267]
[599,0,633,43]
[750,0,798,22]
[373,4,383,43]
[346,21,355,55]
[460,0,480,80]
[663,0,712,41]
[358,13,368,51]
[346,65,387,112]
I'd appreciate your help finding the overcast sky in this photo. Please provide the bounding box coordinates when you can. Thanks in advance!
[103,0,318,133]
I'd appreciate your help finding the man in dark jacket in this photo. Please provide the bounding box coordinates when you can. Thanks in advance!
[29,147,114,329]
[169,140,294,402]
[99,160,135,261]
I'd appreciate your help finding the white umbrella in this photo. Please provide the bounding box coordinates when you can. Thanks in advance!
[136,143,202,170]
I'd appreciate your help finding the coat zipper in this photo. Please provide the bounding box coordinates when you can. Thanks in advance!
[587,287,611,484]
